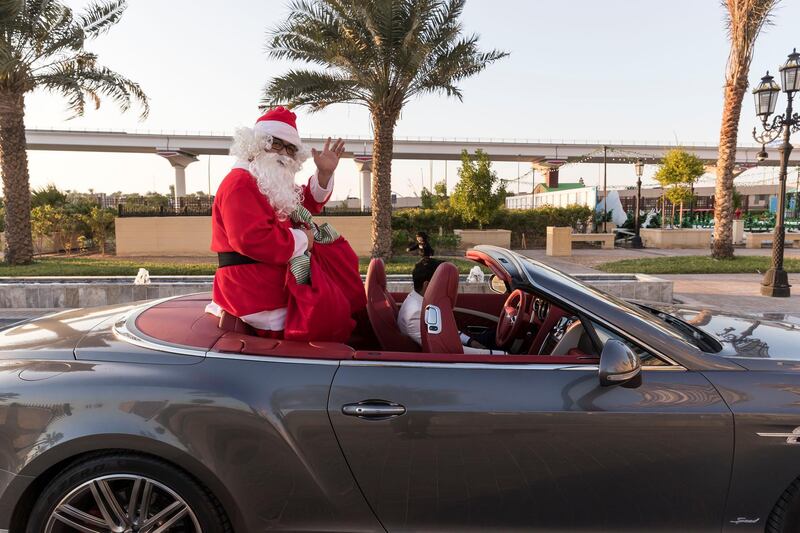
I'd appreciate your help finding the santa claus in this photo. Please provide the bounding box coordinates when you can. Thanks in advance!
[205,106,349,334]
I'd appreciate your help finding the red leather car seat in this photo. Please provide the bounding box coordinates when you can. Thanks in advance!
[217,310,256,336]
[365,258,420,352]
[421,262,463,354]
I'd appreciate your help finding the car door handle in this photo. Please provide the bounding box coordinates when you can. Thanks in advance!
[342,401,406,419]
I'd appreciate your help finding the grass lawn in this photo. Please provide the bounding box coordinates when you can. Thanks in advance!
[597,255,800,275]
[0,255,482,277]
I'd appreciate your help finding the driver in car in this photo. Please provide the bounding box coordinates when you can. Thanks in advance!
[398,258,505,354]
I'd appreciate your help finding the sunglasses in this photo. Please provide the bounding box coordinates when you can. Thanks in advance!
[269,137,298,157]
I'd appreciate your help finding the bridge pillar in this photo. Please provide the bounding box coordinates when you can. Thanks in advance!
[354,156,372,210]
[157,150,199,205]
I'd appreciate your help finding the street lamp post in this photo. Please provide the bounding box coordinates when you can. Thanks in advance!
[631,159,645,248]
[751,48,800,297]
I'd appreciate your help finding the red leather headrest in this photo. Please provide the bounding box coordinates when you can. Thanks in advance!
[366,257,387,291]
[424,262,459,309]
[421,262,462,354]
[365,258,421,352]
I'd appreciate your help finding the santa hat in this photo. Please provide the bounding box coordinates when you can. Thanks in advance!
[254,106,302,147]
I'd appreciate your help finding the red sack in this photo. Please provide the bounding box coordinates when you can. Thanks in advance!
[311,237,367,316]
[283,237,365,342]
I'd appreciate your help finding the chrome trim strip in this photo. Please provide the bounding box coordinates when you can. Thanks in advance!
[113,319,207,358]
[606,368,641,381]
[205,351,340,366]
[757,427,800,444]
[113,297,209,357]
[114,295,343,365]
[341,360,584,370]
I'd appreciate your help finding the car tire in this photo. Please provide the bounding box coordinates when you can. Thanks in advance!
[767,476,800,532]
[26,452,231,533]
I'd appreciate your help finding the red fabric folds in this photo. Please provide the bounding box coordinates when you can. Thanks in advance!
[283,236,367,342]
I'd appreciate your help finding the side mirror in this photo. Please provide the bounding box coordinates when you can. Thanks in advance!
[488,275,507,294]
[599,339,641,387]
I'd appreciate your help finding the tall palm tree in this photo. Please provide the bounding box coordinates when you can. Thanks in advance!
[0,0,148,265]
[263,0,507,258]
[712,0,777,259]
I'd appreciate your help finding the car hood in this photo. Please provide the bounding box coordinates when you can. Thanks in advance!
[0,303,139,360]
[652,304,800,368]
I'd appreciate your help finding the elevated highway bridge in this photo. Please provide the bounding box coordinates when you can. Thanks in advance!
[26,129,797,207]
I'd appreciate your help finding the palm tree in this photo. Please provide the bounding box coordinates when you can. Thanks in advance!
[263,0,507,258]
[0,0,148,265]
[712,0,777,259]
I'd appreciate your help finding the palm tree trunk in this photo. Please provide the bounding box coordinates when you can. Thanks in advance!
[0,90,33,264]
[370,110,398,259]
[712,76,748,259]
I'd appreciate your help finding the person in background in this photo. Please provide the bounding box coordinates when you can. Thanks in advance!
[398,258,502,354]
[407,231,434,257]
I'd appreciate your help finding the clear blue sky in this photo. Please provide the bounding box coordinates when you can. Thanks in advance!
[25,0,800,199]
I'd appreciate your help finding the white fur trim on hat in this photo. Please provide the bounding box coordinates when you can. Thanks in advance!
[254,120,302,148]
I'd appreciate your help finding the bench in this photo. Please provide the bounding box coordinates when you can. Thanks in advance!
[546,226,614,256]
[746,232,800,249]
[571,233,615,250]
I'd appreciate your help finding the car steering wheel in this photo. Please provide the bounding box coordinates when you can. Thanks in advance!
[496,289,529,348]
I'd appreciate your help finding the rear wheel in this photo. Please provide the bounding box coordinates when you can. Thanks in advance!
[767,476,800,532]
[26,453,230,533]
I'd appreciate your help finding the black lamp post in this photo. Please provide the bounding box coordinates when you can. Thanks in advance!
[631,159,645,248]
[751,48,800,297]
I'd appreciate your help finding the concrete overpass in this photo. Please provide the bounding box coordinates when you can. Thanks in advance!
[26,129,798,208]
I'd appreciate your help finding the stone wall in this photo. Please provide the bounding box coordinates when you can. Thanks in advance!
[639,228,712,249]
[115,215,374,256]
[0,273,673,308]
[454,229,511,249]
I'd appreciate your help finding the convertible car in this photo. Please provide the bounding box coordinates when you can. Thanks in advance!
[0,245,798,532]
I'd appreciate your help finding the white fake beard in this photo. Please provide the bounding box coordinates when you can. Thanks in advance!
[249,151,304,219]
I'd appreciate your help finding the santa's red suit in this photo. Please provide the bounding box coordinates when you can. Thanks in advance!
[207,167,332,329]
[205,107,338,332]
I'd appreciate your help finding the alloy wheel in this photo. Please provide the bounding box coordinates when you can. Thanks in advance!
[44,474,201,533]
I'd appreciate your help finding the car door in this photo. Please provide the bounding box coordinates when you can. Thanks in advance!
[328,355,733,531]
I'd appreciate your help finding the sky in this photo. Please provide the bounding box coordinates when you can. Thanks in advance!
[24,0,800,200]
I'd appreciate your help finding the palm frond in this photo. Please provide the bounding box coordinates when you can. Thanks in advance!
[78,0,126,37]
[410,34,508,101]
[34,57,149,118]
[0,0,22,23]
[723,0,779,83]
[262,68,366,111]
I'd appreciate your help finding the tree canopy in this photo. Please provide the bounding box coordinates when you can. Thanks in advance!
[450,149,507,228]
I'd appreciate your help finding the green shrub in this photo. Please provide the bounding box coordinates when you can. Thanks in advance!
[489,205,593,248]
[392,205,592,249]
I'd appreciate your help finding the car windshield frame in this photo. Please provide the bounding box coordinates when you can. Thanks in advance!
[506,251,721,354]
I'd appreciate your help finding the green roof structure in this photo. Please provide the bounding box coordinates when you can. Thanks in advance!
[534,182,586,193]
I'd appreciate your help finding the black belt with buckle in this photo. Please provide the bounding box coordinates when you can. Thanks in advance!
[217,251,259,268]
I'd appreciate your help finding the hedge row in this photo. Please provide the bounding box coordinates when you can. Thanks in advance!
[392,205,593,249]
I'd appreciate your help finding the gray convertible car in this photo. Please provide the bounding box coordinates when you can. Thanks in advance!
[0,245,799,532]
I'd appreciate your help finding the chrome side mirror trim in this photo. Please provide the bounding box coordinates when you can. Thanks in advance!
[599,339,642,387]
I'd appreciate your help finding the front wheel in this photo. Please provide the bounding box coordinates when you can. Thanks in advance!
[26,453,230,533]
